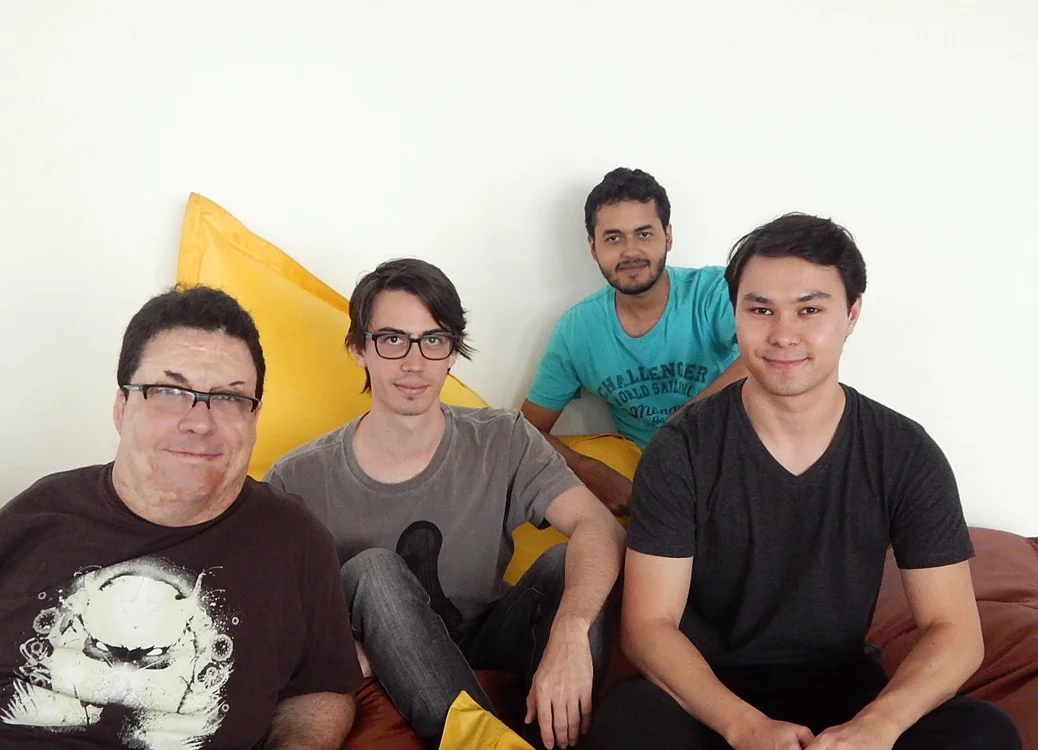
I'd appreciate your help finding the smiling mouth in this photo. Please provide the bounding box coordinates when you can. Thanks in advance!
[394,383,428,396]
[168,449,221,460]
[763,357,807,369]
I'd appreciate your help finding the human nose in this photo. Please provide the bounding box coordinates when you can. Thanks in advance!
[400,339,426,370]
[767,312,801,347]
[178,397,218,433]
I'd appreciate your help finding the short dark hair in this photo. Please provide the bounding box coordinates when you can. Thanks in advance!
[117,285,266,399]
[346,258,474,392]
[725,212,867,310]
[584,167,671,237]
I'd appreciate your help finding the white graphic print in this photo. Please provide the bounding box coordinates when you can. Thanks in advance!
[1,557,236,749]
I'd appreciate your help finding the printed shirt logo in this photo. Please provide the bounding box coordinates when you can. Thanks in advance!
[2,557,236,749]
[596,360,711,425]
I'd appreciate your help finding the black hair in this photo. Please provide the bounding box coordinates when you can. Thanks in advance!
[346,258,474,392]
[725,212,867,310]
[584,167,671,237]
[117,284,266,399]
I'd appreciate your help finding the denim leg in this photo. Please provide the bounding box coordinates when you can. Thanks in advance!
[341,547,494,746]
[460,544,618,747]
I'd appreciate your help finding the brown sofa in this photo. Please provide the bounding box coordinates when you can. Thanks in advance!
[342,527,1038,749]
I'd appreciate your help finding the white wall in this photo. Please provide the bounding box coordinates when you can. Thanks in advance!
[2,1,1035,533]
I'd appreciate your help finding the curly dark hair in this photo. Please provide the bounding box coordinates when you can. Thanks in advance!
[584,167,671,237]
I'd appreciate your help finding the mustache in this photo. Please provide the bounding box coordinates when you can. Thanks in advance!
[615,258,650,271]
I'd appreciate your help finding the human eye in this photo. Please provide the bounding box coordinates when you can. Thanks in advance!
[800,306,821,316]
[149,385,188,399]
[209,392,240,404]
[423,334,444,346]
[639,230,653,238]
[749,307,772,316]
[381,334,403,346]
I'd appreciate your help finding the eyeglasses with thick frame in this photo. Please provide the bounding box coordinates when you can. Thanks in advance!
[121,384,260,418]
[364,331,456,361]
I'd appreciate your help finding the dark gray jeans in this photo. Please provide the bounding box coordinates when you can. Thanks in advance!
[342,543,614,748]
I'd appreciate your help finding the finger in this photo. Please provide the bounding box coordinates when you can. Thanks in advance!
[795,724,816,747]
[579,690,592,736]
[553,697,571,749]
[538,694,555,749]
[524,688,536,725]
[565,696,581,748]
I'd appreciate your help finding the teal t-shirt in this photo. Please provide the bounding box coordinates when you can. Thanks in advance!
[527,265,739,449]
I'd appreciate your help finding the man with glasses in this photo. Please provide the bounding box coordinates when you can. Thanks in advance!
[0,285,362,749]
[265,258,625,750]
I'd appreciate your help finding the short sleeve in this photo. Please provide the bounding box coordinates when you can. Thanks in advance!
[888,430,974,570]
[696,267,738,362]
[627,422,698,558]
[526,315,582,411]
[278,521,363,700]
[504,414,584,530]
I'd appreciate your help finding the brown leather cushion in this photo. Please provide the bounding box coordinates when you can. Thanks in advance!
[867,527,1038,749]
[343,527,1038,748]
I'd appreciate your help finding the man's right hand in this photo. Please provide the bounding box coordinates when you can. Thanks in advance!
[584,463,632,516]
[728,715,815,750]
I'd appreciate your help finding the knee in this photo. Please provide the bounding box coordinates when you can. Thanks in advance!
[341,548,417,599]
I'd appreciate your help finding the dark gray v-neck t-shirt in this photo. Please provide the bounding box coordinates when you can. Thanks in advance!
[627,381,974,669]
[264,404,582,631]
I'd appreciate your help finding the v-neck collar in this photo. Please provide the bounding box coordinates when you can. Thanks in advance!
[733,381,853,482]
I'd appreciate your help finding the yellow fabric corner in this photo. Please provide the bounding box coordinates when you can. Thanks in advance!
[175,193,487,479]
[503,434,641,584]
[439,691,534,750]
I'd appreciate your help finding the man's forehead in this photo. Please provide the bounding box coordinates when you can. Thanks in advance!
[596,200,661,230]
[136,328,256,381]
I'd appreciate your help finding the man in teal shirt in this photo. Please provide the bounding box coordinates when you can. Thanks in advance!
[521,168,745,515]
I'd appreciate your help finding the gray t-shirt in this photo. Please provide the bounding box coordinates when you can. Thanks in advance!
[263,404,582,632]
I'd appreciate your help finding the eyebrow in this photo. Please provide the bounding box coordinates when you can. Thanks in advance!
[602,224,655,236]
[741,291,833,304]
[162,370,247,391]
[373,327,450,337]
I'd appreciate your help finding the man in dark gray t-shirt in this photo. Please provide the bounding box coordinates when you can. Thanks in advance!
[589,214,1021,750]
[265,258,625,750]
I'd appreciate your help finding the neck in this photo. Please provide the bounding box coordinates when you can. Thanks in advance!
[741,374,846,443]
[354,401,447,459]
[111,464,243,527]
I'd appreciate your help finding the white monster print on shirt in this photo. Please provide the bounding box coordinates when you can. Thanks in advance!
[1,556,236,749]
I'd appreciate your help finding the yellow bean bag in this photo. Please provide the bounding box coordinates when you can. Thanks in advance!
[175,193,487,480]
[174,193,641,582]
[438,691,533,750]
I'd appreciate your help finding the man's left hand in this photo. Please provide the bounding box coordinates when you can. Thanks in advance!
[524,615,594,749]
[805,714,900,750]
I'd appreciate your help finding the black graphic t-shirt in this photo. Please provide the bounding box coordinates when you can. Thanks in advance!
[0,464,362,749]
[627,382,975,668]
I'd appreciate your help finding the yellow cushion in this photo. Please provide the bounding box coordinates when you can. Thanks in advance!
[438,691,533,750]
[175,193,487,479]
[503,434,641,584]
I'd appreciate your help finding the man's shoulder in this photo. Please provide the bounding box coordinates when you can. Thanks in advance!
[239,477,335,539]
[2,464,107,516]
[844,385,933,446]
[643,382,741,457]
[267,422,353,474]
[445,403,523,436]
[555,285,612,327]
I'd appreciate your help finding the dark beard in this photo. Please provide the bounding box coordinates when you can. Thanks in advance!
[605,256,667,296]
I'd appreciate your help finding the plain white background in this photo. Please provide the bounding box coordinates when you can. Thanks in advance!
[1,2,1035,532]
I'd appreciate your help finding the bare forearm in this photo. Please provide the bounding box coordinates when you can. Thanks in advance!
[856,623,982,735]
[555,516,625,626]
[263,693,356,750]
[541,431,626,496]
[625,620,761,744]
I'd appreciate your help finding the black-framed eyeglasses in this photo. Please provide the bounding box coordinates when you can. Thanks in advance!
[121,384,260,420]
[364,331,455,360]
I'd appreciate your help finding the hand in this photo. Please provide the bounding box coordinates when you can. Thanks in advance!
[355,641,373,679]
[586,463,632,516]
[524,615,595,749]
[729,715,815,750]
[805,714,899,750]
